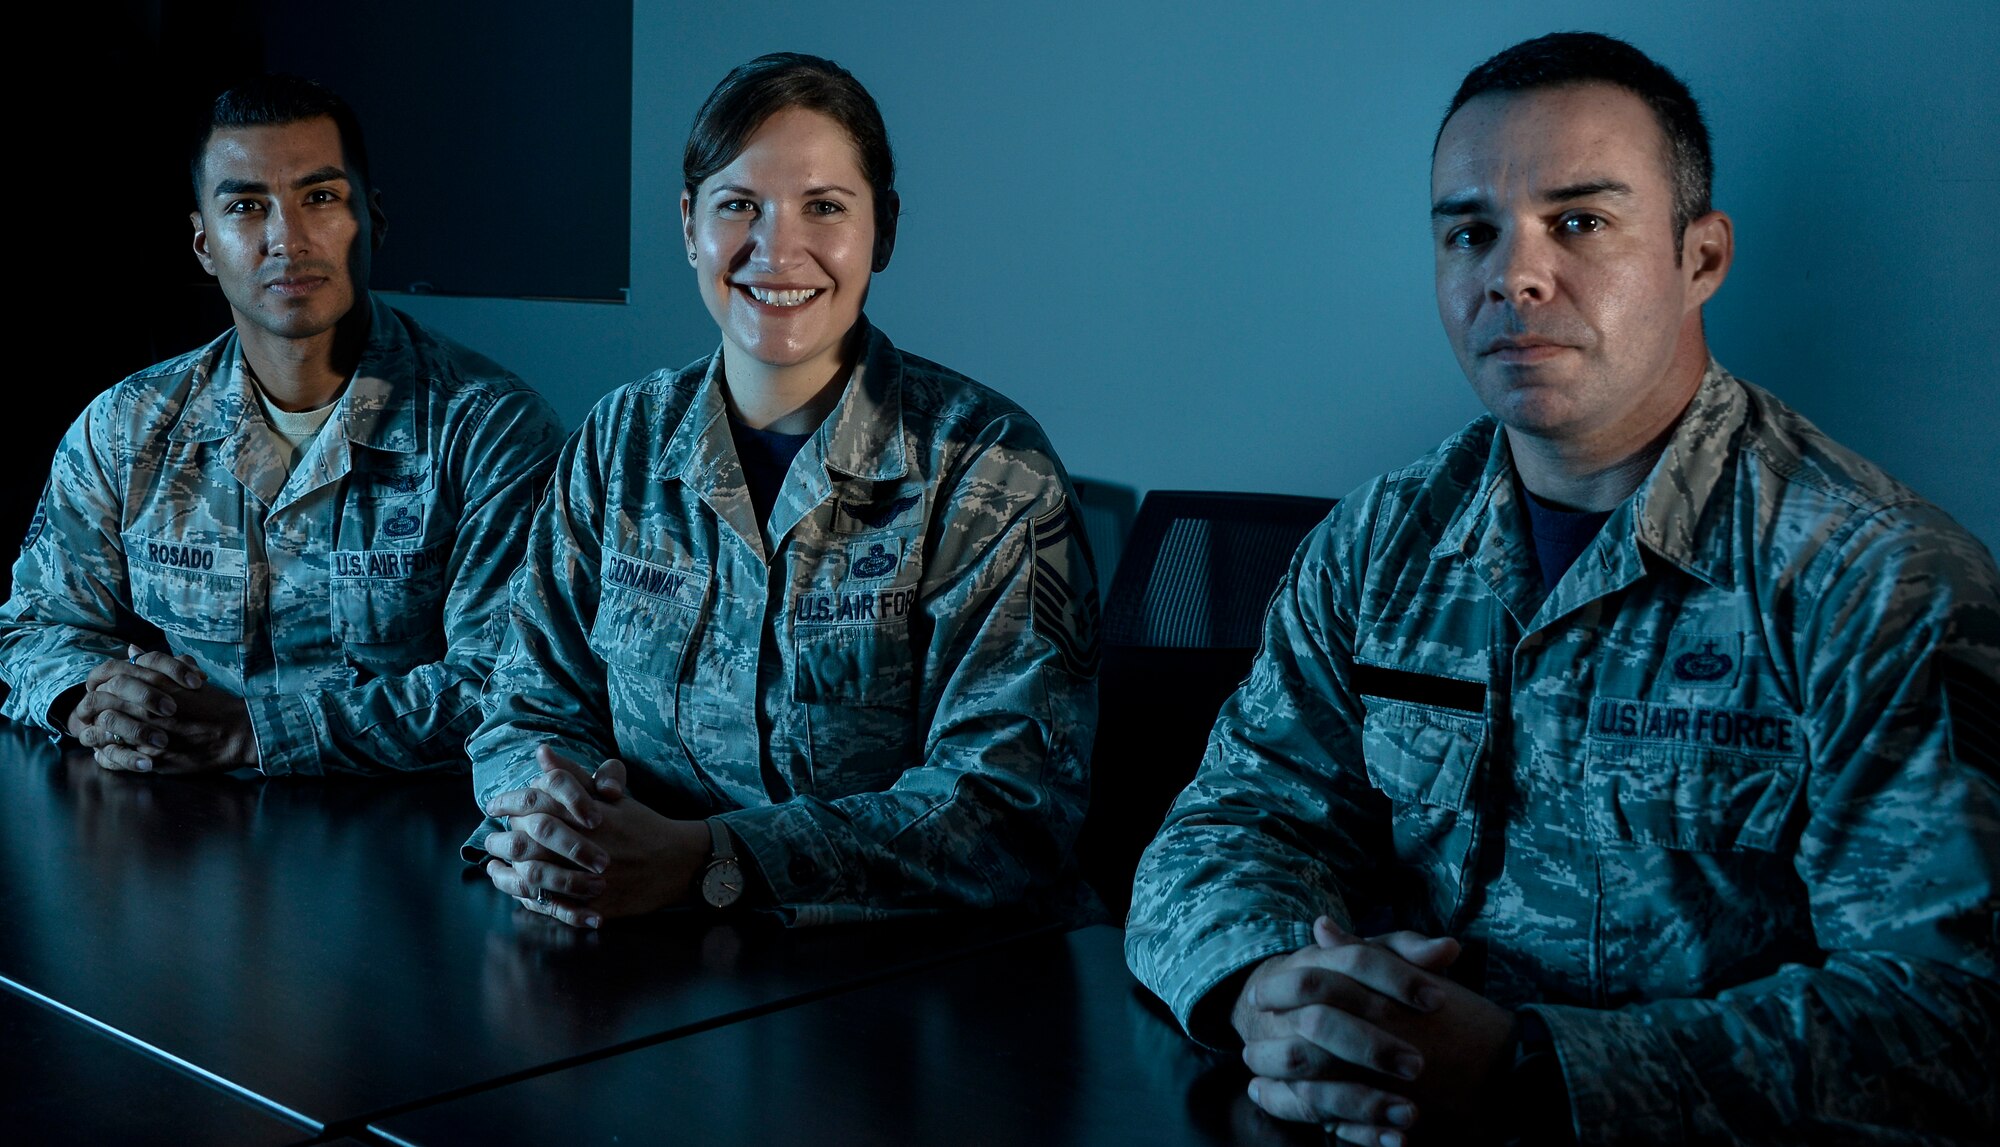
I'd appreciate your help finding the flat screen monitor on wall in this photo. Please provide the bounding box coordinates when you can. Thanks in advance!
[262,2,634,303]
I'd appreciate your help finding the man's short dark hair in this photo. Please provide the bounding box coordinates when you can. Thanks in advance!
[683,52,898,240]
[1439,32,1713,245]
[190,74,372,204]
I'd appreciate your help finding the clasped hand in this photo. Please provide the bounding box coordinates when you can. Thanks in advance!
[1232,916,1515,1145]
[481,745,711,929]
[67,646,256,773]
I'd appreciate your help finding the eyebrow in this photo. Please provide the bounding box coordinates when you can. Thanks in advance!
[211,167,350,198]
[1431,178,1635,219]
[1430,194,1486,219]
[706,183,862,198]
[1546,179,1633,203]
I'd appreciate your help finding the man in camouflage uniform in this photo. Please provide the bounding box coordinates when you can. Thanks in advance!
[1126,32,1998,1146]
[0,75,563,776]
[465,322,1100,926]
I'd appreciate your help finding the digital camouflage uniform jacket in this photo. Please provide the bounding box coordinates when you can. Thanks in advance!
[0,297,565,775]
[466,324,1100,925]
[1126,363,2000,1144]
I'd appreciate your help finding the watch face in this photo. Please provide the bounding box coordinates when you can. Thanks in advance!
[702,858,744,908]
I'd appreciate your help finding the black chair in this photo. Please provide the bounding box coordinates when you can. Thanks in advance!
[1069,476,1140,602]
[1078,490,1335,919]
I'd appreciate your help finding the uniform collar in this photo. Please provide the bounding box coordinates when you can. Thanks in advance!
[655,321,909,560]
[337,296,422,455]
[1626,359,1743,591]
[168,295,420,455]
[1433,358,1743,624]
[818,322,908,483]
[655,319,909,487]
[1431,426,1544,625]
[655,348,743,490]
[1432,420,1509,563]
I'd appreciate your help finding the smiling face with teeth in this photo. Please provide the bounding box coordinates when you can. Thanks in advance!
[682,105,888,411]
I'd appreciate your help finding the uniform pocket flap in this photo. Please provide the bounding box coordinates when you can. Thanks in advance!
[585,546,708,679]
[125,535,248,642]
[1360,698,1483,810]
[795,621,914,708]
[1584,699,1806,852]
[331,575,445,643]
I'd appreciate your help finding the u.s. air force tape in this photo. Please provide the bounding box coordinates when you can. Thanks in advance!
[331,547,447,579]
[1589,697,1801,756]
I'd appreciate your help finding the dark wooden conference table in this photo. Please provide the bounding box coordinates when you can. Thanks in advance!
[0,720,1324,1146]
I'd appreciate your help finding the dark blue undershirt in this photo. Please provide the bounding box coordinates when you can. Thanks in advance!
[1521,487,1612,591]
[729,417,813,529]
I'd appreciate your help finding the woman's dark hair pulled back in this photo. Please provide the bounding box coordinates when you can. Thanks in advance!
[683,53,897,236]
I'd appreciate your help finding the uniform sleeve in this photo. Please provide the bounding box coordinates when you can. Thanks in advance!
[1122,490,1396,1045]
[1533,506,2000,1145]
[462,412,622,853]
[0,394,145,731]
[719,414,1101,923]
[249,388,565,776]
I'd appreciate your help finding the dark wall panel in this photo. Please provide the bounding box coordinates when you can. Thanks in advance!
[262,2,633,302]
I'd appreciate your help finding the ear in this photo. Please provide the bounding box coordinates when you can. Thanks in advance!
[871,190,900,273]
[190,210,217,277]
[368,189,388,251]
[680,190,697,263]
[1681,209,1732,311]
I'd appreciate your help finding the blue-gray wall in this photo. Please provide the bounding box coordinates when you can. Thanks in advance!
[390,0,2000,550]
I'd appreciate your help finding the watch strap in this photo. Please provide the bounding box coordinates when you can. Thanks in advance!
[706,817,735,863]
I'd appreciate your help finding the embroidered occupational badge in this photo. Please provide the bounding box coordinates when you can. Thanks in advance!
[383,507,422,538]
[1673,640,1734,682]
[852,542,898,579]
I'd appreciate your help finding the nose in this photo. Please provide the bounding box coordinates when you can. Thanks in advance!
[1485,228,1551,305]
[746,206,803,272]
[265,206,305,260]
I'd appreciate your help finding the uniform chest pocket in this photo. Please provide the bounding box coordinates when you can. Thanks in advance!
[127,545,248,643]
[1583,739,1804,852]
[796,621,917,797]
[589,582,703,681]
[795,621,915,708]
[331,572,446,645]
[1358,698,1483,811]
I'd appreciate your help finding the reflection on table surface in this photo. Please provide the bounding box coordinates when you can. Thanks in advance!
[374,926,1331,1147]
[0,721,1054,1133]
[3,989,308,1147]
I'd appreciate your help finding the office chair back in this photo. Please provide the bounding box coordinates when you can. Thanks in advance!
[1081,490,1335,918]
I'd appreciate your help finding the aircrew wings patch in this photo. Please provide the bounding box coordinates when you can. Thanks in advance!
[1030,497,1100,677]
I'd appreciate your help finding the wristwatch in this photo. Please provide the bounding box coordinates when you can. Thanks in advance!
[1497,1010,1575,1146]
[699,818,744,909]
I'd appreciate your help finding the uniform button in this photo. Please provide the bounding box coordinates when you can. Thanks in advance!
[787,855,817,886]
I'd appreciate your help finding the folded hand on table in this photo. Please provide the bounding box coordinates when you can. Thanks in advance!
[1232,916,1514,1146]
[481,744,711,929]
[66,646,256,773]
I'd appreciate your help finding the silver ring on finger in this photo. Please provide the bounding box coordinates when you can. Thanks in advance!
[535,886,551,906]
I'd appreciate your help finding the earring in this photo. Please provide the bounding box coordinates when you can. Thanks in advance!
[686,249,697,265]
